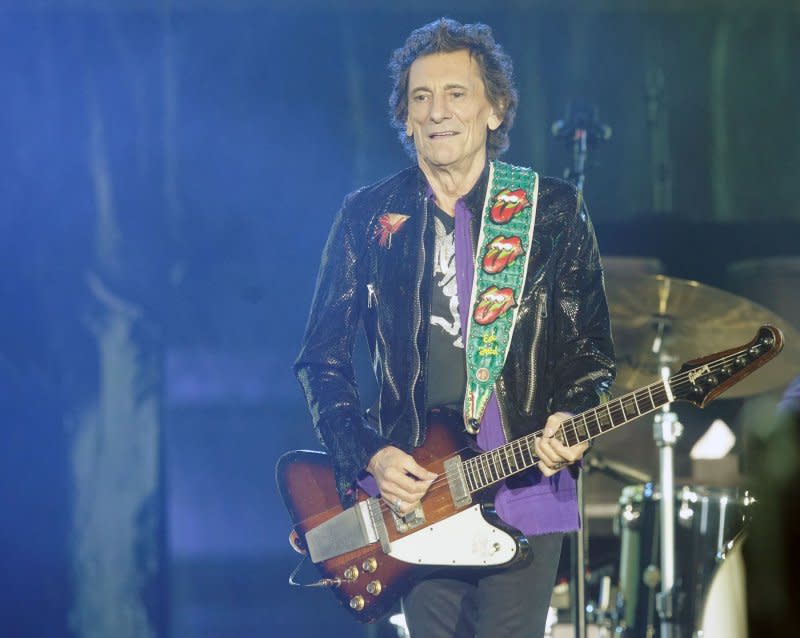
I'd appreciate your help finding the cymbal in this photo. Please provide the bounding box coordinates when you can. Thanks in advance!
[604,273,800,398]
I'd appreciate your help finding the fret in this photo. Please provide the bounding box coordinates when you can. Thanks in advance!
[562,419,577,447]
[508,443,518,472]
[632,390,645,415]
[464,459,482,490]
[636,388,654,414]
[475,458,488,486]
[524,436,536,466]
[621,394,640,420]
[482,454,495,483]
[560,420,572,447]
[580,414,590,442]
[652,384,668,407]
[489,450,500,481]
[515,440,527,469]
[585,410,601,439]
[647,385,656,410]
[609,400,627,427]
[501,446,514,475]
[574,414,589,440]
[597,405,613,433]
[513,439,527,469]
[491,449,503,480]
[466,459,479,491]
[497,447,508,478]
[476,456,487,485]
[558,423,568,447]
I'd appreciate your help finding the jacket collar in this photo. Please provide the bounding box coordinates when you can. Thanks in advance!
[417,160,490,217]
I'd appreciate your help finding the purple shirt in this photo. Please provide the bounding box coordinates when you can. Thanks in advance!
[360,185,580,536]
[452,193,579,536]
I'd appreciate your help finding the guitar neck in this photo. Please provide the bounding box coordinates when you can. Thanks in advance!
[462,380,671,494]
[459,324,781,495]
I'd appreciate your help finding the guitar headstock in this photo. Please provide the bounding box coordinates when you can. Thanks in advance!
[671,325,784,408]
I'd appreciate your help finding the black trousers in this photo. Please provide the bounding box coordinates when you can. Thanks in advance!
[402,533,564,638]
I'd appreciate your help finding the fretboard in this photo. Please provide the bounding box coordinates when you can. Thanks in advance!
[461,380,671,493]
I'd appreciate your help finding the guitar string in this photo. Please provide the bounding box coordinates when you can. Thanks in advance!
[315,346,755,524]
[378,345,763,509]
[295,343,769,526]
[302,345,761,524]
[369,345,759,517]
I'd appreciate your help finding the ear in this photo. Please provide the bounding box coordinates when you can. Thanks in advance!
[488,102,504,131]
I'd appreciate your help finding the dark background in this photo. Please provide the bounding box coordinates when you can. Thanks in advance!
[2,1,799,637]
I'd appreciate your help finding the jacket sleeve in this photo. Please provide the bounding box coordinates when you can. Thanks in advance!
[294,193,390,505]
[550,187,616,415]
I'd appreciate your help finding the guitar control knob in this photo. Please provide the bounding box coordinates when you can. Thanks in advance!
[366,580,382,596]
[362,557,378,573]
[344,566,359,581]
[349,595,365,611]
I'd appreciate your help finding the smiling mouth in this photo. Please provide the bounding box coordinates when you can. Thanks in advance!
[428,131,458,139]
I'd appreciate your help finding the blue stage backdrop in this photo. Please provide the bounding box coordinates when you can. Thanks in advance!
[1,3,799,637]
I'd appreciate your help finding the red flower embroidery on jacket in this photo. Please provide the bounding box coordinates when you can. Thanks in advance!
[375,213,410,248]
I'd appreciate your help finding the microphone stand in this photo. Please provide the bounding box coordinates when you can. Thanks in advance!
[650,319,682,638]
[552,101,610,638]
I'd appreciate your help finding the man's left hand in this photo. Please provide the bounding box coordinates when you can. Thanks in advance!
[534,411,588,477]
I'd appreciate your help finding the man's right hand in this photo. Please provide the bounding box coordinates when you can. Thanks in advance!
[367,446,437,516]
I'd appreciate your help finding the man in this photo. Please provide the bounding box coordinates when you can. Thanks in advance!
[295,18,615,638]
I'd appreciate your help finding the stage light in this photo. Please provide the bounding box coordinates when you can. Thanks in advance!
[690,419,736,460]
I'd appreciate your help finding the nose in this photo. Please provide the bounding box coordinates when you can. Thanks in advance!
[429,92,451,123]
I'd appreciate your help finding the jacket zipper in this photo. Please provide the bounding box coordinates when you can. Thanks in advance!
[495,379,512,443]
[523,290,547,413]
[409,196,428,447]
[367,282,400,399]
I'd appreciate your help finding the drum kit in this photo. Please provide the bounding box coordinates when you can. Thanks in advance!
[547,102,800,638]
[570,264,800,638]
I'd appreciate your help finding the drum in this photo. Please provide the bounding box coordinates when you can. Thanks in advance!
[616,484,753,637]
[697,533,748,638]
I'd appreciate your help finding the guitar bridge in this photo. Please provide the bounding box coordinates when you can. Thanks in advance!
[392,503,426,532]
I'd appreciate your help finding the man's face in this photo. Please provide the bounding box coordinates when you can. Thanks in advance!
[405,49,501,172]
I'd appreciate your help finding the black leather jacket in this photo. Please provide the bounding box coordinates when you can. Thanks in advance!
[295,165,615,505]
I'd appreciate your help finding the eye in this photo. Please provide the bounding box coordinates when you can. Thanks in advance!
[412,93,429,103]
[450,90,465,99]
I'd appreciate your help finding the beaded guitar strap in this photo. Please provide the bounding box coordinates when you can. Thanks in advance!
[463,160,539,433]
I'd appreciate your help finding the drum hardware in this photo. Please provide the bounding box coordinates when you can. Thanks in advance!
[653,386,681,638]
[554,99,611,638]
[604,273,800,399]
[585,452,652,485]
[615,484,753,637]
[602,272,795,636]
[585,574,626,638]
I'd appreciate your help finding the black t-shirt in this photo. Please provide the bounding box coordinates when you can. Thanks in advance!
[426,205,467,409]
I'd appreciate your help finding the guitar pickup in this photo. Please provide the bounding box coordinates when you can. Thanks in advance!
[306,498,389,563]
[444,456,472,508]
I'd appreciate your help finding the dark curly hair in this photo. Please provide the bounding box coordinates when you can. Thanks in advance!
[388,18,518,160]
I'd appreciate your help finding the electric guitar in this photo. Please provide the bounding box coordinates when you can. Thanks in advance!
[276,325,783,623]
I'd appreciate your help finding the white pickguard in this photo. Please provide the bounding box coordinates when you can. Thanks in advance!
[387,504,519,567]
